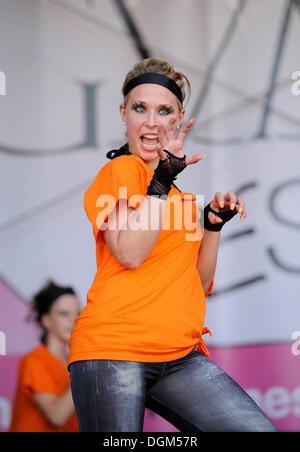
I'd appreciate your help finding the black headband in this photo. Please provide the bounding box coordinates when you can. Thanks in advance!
[123,72,183,104]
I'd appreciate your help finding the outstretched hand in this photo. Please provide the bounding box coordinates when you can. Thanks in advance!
[156,115,205,166]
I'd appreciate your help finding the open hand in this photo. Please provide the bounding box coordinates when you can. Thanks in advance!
[156,115,205,166]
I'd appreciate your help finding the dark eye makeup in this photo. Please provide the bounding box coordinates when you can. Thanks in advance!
[132,101,174,115]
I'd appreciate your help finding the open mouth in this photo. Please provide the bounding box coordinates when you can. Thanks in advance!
[140,134,159,150]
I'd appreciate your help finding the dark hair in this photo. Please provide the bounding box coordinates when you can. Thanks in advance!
[107,58,191,161]
[106,142,131,160]
[28,279,76,344]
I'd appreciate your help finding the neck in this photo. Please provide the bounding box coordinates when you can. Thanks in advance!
[127,145,159,169]
[46,334,68,365]
[145,157,160,169]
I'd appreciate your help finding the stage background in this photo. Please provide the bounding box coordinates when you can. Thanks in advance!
[0,0,299,432]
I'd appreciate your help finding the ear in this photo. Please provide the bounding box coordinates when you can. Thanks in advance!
[179,108,186,124]
[119,103,126,122]
[40,313,51,331]
[177,108,186,128]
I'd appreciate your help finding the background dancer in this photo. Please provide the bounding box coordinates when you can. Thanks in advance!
[10,280,80,432]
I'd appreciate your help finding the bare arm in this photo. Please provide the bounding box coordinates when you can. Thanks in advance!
[197,229,220,293]
[103,195,167,269]
[33,388,75,428]
[197,191,247,292]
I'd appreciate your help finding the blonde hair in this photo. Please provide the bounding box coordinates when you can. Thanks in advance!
[122,57,191,111]
[107,58,191,160]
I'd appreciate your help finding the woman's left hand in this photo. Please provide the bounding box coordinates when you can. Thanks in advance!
[208,191,247,224]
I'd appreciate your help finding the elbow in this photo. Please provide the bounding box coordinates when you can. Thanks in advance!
[202,277,214,296]
[46,412,66,429]
[51,420,65,429]
[125,255,146,269]
[122,259,141,270]
[201,279,212,295]
[118,251,142,270]
[197,269,212,294]
[43,404,69,428]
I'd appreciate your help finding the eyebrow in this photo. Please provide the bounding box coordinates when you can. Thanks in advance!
[133,100,173,108]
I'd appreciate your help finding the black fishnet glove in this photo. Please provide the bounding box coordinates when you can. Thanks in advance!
[146,150,187,197]
[204,203,237,231]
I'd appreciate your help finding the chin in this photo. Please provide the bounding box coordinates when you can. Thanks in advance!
[142,153,157,161]
[130,142,158,163]
[139,148,158,159]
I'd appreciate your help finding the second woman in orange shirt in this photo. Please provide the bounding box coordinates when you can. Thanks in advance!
[10,280,80,432]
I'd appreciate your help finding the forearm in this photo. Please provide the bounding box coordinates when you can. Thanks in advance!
[51,389,75,426]
[197,229,221,293]
[34,388,75,428]
[117,195,167,268]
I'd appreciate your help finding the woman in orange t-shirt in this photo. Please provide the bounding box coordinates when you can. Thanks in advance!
[68,58,277,432]
[10,280,80,432]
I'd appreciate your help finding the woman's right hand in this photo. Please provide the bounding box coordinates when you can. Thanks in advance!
[156,115,205,166]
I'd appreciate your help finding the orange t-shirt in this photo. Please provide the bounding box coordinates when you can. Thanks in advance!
[10,345,78,432]
[68,154,214,366]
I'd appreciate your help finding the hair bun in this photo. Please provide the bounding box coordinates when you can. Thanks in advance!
[106,143,131,160]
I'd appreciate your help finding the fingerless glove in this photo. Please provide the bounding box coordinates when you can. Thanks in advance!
[204,203,237,231]
[146,150,187,197]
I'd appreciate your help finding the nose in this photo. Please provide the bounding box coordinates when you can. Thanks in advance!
[145,110,158,128]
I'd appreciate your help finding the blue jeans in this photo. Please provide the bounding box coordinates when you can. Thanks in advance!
[69,349,278,432]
